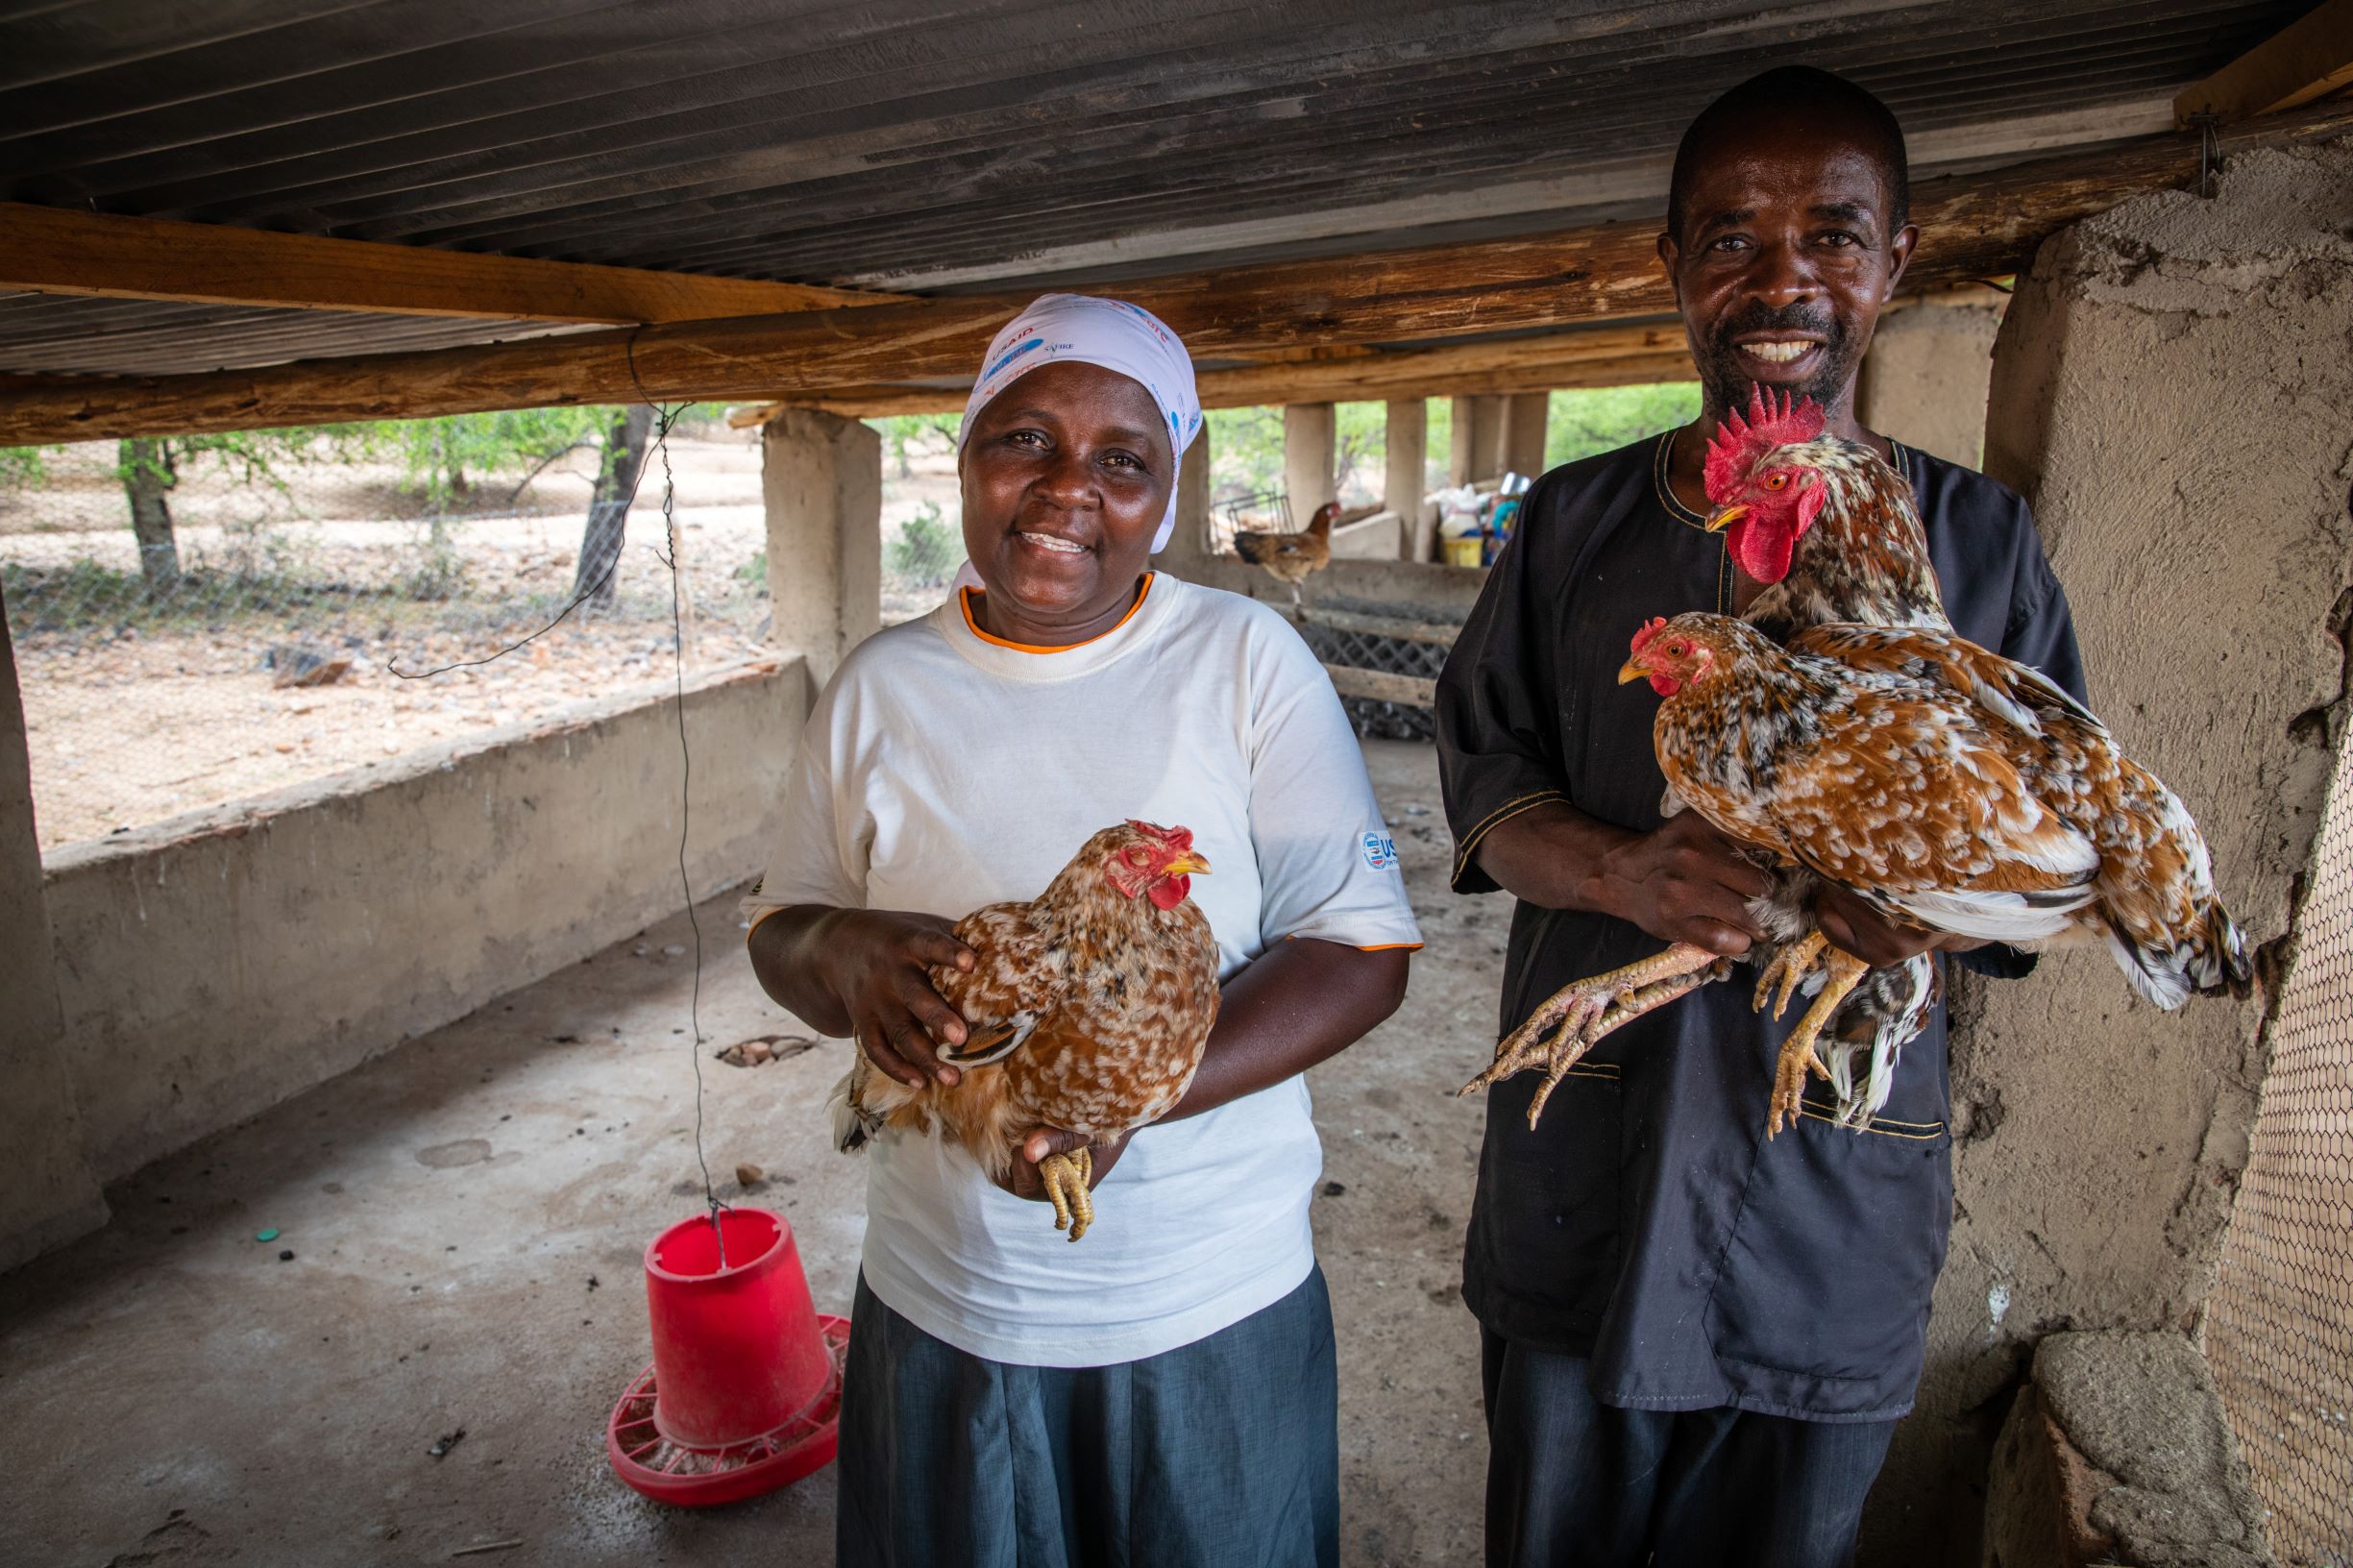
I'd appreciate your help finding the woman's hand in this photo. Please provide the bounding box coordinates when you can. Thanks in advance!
[749,906,977,1087]
[993,1127,1130,1201]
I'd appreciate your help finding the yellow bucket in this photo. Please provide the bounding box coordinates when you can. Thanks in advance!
[1443,537,1484,568]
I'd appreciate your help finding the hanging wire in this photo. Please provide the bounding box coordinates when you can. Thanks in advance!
[383,322,729,1263]
[624,331,729,1263]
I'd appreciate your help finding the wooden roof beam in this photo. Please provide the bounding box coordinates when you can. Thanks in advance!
[2175,0,2353,128]
[5,95,2350,447]
[0,203,898,325]
[728,322,1696,422]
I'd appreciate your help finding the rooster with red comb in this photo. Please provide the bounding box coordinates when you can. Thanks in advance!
[1463,385,2248,1136]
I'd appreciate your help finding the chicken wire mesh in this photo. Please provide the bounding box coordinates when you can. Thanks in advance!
[2206,720,2353,1566]
[0,421,780,851]
[1293,599,1458,742]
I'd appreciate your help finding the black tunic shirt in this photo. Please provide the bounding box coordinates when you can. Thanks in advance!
[1436,431,2086,1421]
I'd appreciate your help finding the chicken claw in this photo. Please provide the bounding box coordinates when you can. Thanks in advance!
[1767,947,1872,1139]
[1460,943,1732,1129]
[1753,929,1830,1019]
[1041,1146,1094,1241]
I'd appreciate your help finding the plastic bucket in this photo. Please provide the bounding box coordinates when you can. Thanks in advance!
[643,1207,832,1450]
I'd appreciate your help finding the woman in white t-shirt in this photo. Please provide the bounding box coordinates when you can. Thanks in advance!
[745,294,1420,1568]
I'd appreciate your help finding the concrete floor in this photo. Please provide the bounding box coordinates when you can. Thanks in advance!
[1,739,1513,1567]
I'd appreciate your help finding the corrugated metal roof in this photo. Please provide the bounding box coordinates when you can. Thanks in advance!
[0,0,2315,380]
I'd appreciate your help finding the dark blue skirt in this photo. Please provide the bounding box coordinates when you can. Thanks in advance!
[836,1266,1339,1568]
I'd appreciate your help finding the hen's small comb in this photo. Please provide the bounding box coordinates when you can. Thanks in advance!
[1629,615,1672,658]
[1126,820,1193,848]
[1703,386,1826,505]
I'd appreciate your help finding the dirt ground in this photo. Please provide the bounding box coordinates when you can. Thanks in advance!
[0,739,1508,1567]
[5,435,963,849]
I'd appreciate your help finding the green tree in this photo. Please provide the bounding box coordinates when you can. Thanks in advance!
[1545,382,1703,469]
[887,501,960,586]
[1204,405,1284,506]
[870,413,961,479]
[102,428,349,591]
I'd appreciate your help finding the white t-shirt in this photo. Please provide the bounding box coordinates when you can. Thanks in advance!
[746,573,1421,1367]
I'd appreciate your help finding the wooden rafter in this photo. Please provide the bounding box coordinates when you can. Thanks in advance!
[2175,0,2353,127]
[0,204,897,325]
[727,323,1697,422]
[5,95,2350,447]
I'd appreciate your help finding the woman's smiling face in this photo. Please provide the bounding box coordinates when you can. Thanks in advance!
[958,359,1175,644]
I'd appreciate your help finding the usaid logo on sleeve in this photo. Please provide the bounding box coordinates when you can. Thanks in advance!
[1360,830,1400,871]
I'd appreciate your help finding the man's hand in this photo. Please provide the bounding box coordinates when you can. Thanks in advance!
[1591,811,1775,955]
[806,909,978,1089]
[996,1127,1129,1201]
[1813,883,1983,966]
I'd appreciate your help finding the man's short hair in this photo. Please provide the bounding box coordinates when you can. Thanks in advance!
[1665,66,1910,241]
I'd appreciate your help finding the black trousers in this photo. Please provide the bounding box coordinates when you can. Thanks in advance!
[1481,1330,1897,1568]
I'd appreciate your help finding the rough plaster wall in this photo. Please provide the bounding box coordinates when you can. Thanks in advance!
[1865,138,2353,1562]
[0,588,107,1270]
[41,660,807,1185]
[1287,402,1339,514]
[1858,302,2003,467]
[762,409,881,688]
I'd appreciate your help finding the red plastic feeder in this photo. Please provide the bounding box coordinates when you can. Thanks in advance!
[605,1206,849,1507]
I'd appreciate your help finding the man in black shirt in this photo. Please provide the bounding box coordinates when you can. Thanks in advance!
[1435,68,2086,1566]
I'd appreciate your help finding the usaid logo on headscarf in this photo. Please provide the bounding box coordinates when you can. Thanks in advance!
[1360,830,1400,871]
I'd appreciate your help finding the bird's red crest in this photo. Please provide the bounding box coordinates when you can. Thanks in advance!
[1703,386,1826,504]
[1629,616,1672,660]
[1126,820,1192,849]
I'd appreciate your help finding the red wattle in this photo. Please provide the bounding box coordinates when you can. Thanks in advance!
[1647,673,1681,698]
[1728,520,1796,584]
[1149,875,1189,911]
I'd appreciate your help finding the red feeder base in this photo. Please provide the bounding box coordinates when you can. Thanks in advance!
[605,1314,850,1507]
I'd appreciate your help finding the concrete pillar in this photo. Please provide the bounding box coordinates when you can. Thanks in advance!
[0,582,108,1273]
[1450,394,1505,484]
[1153,423,1215,577]
[1869,140,2353,1560]
[1283,403,1336,522]
[1384,399,1433,561]
[761,409,881,688]
[1856,299,2004,467]
[1500,391,1550,481]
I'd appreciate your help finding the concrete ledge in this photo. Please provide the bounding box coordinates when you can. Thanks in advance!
[1986,1332,2273,1568]
[1159,552,1487,620]
[41,656,808,1185]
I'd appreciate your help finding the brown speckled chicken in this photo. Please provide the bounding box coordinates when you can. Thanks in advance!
[1621,610,2249,1133]
[830,821,1219,1240]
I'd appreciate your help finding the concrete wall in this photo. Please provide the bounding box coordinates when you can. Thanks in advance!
[40,658,809,1186]
[0,586,108,1272]
[1868,135,2353,1561]
[1385,398,1433,559]
[1858,298,2004,468]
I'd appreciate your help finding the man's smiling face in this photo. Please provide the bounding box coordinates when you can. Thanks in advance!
[1659,124,1916,424]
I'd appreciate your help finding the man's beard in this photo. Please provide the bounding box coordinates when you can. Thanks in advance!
[1694,302,1857,417]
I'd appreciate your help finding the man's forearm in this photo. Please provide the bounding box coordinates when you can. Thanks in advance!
[1473,799,1643,917]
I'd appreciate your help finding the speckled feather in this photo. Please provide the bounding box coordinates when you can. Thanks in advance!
[834,821,1221,1180]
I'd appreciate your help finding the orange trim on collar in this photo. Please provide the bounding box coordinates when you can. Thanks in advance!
[958,573,1156,653]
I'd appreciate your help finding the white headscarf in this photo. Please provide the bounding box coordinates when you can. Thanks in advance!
[951,294,1203,590]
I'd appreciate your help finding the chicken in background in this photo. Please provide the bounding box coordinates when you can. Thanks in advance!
[1233,500,1340,612]
[831,821,1220,1240]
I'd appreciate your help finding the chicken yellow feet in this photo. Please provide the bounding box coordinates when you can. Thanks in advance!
[1753,929,1830,1018]
[1766,946,1872,1139]
[1041,1146,1094,1241]
[1460,943,1733,1129]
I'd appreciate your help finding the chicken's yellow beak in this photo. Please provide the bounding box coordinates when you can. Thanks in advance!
[1163,851,1212,876]
[1616,658,1649,685]
[1704,503,1749,534]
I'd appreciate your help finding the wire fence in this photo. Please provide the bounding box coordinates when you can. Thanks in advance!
[1293,597,1459,742]
[2206,721,2353,1565]
[1,422,953,852]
